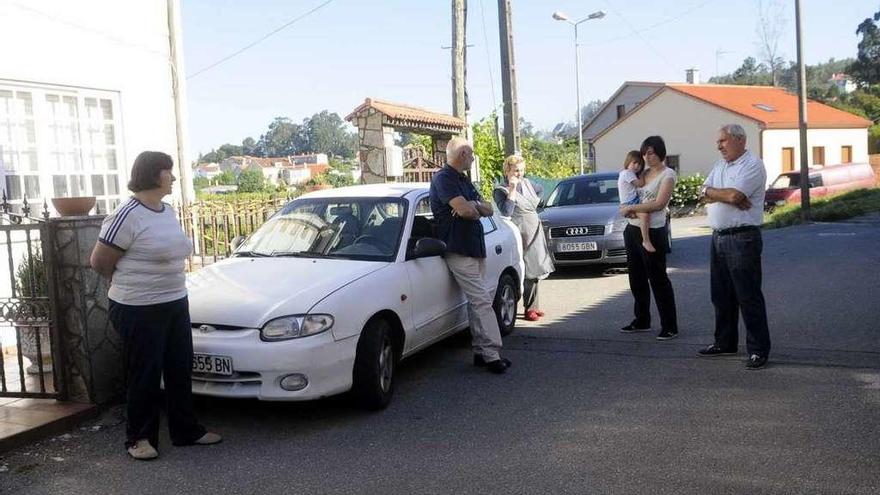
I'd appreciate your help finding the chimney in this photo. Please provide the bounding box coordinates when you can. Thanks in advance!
[686,68,700,84]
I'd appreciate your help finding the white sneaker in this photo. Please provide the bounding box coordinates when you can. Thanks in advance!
[194,432,222,445]
[127,439,159,460]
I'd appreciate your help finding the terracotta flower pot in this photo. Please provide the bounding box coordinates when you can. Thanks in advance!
[51,196,96,216]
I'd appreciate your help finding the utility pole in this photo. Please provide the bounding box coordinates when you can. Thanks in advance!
[452,0,467,121]
[794,0,811,221]
[497,0,520,156]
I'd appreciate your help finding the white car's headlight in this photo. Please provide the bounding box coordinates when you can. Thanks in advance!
[610,218,628,233]
[261,314,334,341]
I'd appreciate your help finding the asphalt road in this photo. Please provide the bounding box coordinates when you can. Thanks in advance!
[2,215,879,495]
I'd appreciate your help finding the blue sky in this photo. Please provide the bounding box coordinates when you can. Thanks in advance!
[182,0,877,154]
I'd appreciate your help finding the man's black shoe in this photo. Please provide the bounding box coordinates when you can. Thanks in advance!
[656,329,678,340]
[620,322,651,333]
[745,354,768,370]
[474,355,511,368]
[486,359,509,374]
[697,344,738,357]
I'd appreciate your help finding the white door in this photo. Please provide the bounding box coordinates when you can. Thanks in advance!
[403,196,466,350]
[481,216,506,299]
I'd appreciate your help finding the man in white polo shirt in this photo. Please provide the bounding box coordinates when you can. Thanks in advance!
[697,124,771,370]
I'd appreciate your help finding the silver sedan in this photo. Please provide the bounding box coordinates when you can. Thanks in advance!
[538,173,629,266]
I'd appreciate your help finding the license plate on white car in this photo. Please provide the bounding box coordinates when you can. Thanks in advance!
[192,354,233,376]
[558,241,597,252]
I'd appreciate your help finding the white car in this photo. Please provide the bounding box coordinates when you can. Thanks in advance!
[186,183,524,409]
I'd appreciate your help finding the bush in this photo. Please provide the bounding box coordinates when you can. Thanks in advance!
[670,173,706,208]
[237,169,267,193]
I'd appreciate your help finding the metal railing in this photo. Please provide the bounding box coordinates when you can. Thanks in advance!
[176,195,292,271]
[0,194,63,399]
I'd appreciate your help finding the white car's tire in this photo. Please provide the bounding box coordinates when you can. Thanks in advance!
[493,272,518,337]
[352,318,395,410]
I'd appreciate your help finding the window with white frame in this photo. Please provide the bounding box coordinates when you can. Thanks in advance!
[0,82,124,215]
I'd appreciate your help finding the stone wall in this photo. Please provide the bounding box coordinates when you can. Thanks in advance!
[49,216,123,404]
[356,111,395,184]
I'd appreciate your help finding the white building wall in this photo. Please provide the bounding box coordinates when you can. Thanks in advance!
[0,0,186,208]
[583,84,662,142]
[760,128,868,182]
[594,90,760,178]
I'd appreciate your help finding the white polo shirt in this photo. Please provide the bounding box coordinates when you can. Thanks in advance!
[99,198,192,305]
[704,150,767,230]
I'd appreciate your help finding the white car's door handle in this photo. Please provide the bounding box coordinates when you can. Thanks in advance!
[495,245,502,254]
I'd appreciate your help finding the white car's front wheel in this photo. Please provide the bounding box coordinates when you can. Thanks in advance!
[493,272,518,337]
[352,318,395,410]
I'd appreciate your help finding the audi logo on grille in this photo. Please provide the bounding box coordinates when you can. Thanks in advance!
[565,227,591,236]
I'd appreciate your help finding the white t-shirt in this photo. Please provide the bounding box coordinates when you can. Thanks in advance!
[703,150,767,230]
[628,167,677,229]
[618,169,639,204]
[98,198,192,306]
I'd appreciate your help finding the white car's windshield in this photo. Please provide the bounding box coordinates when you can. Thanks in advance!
[546,178,620,207]
[236,197,407,261]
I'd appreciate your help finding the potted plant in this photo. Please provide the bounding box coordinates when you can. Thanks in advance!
[14,250,52,374]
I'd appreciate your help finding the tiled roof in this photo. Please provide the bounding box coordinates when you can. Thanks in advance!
[666,84,872,129]
[346,98,467,129]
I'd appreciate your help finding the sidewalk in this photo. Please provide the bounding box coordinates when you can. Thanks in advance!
[0,358,98,453]
[0,398,96,453]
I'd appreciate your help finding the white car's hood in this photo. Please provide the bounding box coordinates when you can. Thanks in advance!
[187,257,389,328]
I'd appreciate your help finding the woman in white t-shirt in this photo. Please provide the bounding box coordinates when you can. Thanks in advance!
[618,136,680,341]
[90,151,221,460]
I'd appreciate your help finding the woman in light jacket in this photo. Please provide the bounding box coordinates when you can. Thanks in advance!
[493,155,555,321]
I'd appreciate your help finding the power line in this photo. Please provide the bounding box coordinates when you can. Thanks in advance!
[586,0,717,48]
[599,0,682,76]
[187,0,337,80]
[478,0,498,112]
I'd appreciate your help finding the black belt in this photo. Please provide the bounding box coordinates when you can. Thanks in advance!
[713,225,760,236]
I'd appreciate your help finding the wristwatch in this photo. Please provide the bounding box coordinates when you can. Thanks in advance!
[699,185,708,198]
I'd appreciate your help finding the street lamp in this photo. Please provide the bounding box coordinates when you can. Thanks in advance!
[553,10,605,174]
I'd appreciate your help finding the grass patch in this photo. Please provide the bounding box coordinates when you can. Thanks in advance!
[764,187,880,229]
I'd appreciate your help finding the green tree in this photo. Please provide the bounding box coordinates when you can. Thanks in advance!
[237,168,266,193]
[304,110,357,158]
[242,137,258,156]
[851,9,880,86]
[257,117,302,157]
[471,115,505,197]
[215,170,237,186]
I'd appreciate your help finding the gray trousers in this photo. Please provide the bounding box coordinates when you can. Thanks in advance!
[523,279,540,312]
[445,253,503,361]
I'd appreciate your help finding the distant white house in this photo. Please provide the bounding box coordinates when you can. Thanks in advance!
[219,155,332,186]
[585,81,871,185]
[828,73,857,95]
[0,0,193,214]
[194,162,221,180]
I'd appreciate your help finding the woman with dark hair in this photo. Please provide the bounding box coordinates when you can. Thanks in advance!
[90,151,221,460]
[618,136,679,340]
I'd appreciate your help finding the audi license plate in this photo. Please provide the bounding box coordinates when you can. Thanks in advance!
[192,354,233,376]
[558,241,597,252]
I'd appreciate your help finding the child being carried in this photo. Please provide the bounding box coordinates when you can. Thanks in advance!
[618,150,655,253]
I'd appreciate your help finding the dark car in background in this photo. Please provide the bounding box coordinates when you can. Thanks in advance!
[538,172,671,266]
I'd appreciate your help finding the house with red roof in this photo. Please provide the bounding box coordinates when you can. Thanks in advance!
[585,81,872,184]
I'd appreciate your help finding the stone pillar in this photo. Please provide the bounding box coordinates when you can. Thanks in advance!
[357,111,391,184]
[432,135,450,167]
[49,216,123,404]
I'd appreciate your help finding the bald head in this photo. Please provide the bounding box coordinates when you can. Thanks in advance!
[446,137,474,171]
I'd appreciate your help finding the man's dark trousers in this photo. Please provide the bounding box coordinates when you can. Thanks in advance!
[710,228,771,356]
